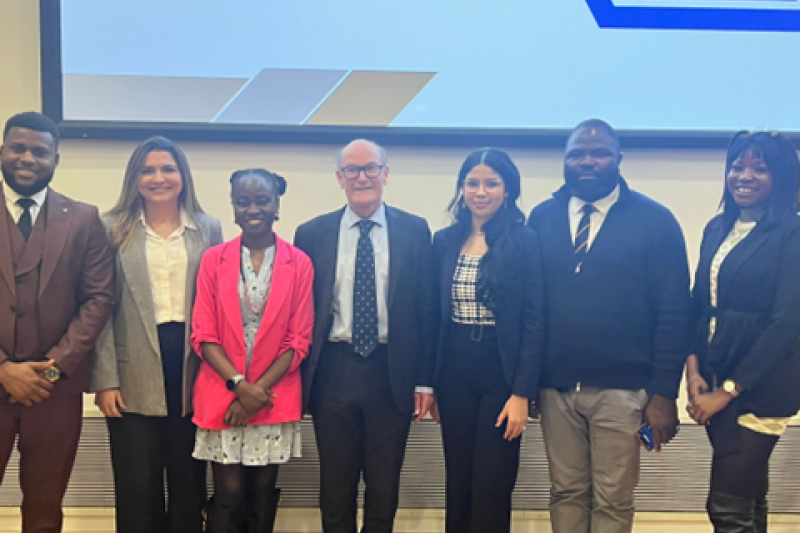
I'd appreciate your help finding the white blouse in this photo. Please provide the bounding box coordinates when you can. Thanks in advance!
[142,211,193,325]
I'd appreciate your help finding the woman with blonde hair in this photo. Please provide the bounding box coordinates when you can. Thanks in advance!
[91,136,223,533]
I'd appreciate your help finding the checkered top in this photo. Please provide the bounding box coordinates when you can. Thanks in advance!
[451,254,496,326]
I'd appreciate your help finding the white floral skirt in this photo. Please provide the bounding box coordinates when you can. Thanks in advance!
[193,422,302,466]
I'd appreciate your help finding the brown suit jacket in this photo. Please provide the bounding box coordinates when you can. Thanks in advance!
[0,186,114,396]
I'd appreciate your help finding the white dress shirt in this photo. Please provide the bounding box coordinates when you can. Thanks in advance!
[3,181,47,225]
[142,210,193,325]
[568,184,621,251]
[329,204,390,343]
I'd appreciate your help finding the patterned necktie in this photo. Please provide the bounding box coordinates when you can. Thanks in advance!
[16,198,35,241]
[352,219,378,357]
[574,203,594,272]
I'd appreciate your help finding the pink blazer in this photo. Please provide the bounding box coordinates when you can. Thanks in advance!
[191,234,314,430]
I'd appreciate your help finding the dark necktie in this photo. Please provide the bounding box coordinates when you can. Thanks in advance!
[574,203,594,272]
[352,219,378,357]
[17,198,35,241]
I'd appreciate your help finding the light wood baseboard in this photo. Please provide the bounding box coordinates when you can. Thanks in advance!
[0,507,798,532]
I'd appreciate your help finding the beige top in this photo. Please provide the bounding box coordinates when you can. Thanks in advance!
[141,210,195,325]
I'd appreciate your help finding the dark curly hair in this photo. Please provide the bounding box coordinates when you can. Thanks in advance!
[230,168,287,197]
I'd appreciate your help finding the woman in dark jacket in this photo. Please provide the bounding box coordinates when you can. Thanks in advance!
[686,131,800,533]
[432,148,545,533]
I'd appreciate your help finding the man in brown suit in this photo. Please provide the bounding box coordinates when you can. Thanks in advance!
[0,111,114,532]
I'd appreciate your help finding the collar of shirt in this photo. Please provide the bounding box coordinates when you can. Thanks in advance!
[139,209,196,238]
[3,181,48,212]
[341,203,387,230]
[569,183,621,218]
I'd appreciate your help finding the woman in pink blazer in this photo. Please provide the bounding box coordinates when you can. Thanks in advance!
[190,168,314,533]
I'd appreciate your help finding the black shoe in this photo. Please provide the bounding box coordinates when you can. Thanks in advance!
[707,492,756,533]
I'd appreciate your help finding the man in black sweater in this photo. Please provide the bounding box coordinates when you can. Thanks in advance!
[527,120,690,533]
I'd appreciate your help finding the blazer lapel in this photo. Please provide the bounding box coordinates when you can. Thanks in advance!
[119,225,160,355]
[318,210,342,328]
[219,237,245,346]
[253,236,291,348]
[716,220,773,307]
[183,225,205,357]
[39,190,72,298]
[0,188,15,297]
[440,234,460,322]
[386,206,406,307]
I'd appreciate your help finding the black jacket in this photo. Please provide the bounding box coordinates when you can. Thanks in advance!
[691,212,800,418]
[294,205,437,414]
[432,224,545,399]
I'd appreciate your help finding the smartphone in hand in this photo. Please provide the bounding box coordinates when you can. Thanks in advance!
[636,423,655,451]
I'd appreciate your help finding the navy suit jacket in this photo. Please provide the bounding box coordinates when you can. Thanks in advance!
[432,224,545,399]
[294,204,436,414]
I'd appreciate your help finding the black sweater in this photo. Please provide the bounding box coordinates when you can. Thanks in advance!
[527,179,691,399]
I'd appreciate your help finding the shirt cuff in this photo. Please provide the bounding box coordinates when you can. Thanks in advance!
[415,386,434,395]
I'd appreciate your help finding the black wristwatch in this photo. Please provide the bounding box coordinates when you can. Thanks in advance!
[225,374,245,392]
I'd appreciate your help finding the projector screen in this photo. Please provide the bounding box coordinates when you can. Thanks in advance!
[40,0,800,146]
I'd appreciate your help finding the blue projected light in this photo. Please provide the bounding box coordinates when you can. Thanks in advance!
[586,0,800,32]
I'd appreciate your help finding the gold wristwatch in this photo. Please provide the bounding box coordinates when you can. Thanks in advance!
[42,365,61,383]
[722,379,740,398]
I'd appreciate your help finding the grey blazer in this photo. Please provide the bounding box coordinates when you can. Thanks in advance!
[90,212,223,416]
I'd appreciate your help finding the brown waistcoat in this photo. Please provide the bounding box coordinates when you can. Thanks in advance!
[5,206,46,362]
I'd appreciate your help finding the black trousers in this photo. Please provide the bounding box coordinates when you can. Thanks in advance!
[106,322,207,533]
[436,323,521,533]
[311,342,411,533]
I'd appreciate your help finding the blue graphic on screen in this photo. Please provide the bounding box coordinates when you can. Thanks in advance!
[58,0,800,132]
[589,0,800,32]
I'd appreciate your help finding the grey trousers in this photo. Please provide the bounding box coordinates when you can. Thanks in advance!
[540,387,648,533]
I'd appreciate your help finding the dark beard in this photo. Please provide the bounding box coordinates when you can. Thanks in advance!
[2,166,54,197]
[565,169,619,202]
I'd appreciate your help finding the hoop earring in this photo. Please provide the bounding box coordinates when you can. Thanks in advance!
[504,198,508,208]
[460,199,466,209]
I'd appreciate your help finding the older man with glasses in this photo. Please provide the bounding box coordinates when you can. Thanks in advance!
[294,139,436,533]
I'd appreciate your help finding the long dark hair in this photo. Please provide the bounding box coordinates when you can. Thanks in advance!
[446,148,526,309]
[721,131,799,227]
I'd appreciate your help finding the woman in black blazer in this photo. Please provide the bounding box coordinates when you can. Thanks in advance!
[686,131,800,533]
[432,148,545,533]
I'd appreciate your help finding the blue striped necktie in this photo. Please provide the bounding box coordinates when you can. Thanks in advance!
[574,203,594,272]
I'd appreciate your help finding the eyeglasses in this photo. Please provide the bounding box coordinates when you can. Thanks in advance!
[340,164,385,180]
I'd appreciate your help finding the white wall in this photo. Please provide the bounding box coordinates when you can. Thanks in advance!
[0,1,728,417]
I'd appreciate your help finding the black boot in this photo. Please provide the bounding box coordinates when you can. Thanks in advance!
[204,497,246,533]
[245,488,281,533]
[754,499,767,533]
[707,492,756,533]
